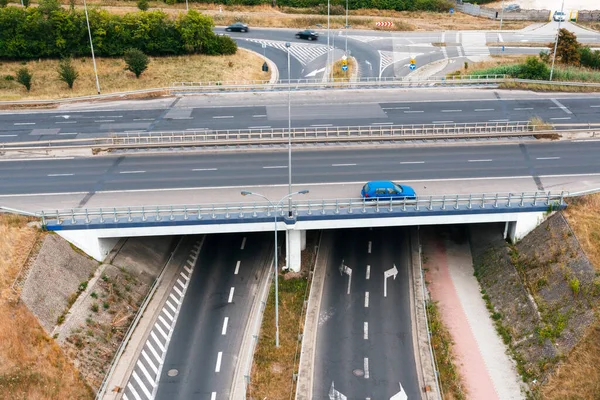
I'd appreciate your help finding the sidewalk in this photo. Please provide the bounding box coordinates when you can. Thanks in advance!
[422,227,525,400]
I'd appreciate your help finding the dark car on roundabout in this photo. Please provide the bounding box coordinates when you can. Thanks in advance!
[295,29,319,40]
[226,22,249,32]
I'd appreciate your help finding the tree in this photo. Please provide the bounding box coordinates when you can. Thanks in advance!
[57,58,79,89]
[38,0,62,14]
[137,0,149,11]
[16,67,33,91]
[22,0,30,7]
[518,56,550,80]
[0,0,8,8]
[553,28,580,65]
[123,48,149,78]
[176,10,215,53]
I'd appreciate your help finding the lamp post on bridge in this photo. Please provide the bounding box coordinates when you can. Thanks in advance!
[240,189,309,348]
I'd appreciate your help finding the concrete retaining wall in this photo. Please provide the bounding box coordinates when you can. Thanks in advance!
[456,2,550,21]
[578,10,600,22]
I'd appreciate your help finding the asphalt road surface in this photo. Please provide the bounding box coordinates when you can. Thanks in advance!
[155,232,271,400]
[2,94,600,142]
[1,141,599,197]
[313,227,419,399]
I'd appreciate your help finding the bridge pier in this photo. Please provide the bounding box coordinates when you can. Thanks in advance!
[286,229,304,272]
[56,230,119,262]
[506,211,546,243]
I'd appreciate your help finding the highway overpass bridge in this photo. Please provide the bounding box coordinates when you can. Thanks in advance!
[36,191,566,271]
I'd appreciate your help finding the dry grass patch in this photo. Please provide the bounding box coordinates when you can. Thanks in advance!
[499,81,600,92]
[0,49,268,101]
[578,21,600,32]
[0,214,92,399]
[563,193,600,272]
[332,57,356,81]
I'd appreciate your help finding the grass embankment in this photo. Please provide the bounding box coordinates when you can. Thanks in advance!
[537,193,600,399]
[579,22,600,32]
[0,214,93,399]
[0,49,269,101]
[19,0,531,31]
[332,57,357,81]
[426,301,467,400]
[249,232,318,399]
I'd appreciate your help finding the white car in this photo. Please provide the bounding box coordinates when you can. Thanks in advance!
[553,11,566,22]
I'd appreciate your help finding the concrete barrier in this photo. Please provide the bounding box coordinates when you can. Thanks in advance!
[577,10,600,22]
[456,2,550,21]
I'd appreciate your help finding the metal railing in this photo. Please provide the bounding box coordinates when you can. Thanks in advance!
[39,191,567,228]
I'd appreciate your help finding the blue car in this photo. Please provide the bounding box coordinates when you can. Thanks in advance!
[361,181,416,200]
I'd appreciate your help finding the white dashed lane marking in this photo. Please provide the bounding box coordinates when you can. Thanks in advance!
[222,317,229,335]
[215,351,223,372]
[228,287,235,303]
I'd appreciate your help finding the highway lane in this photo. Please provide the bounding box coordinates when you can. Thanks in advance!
[2,95,600,141]
[1,141,600,196]
[313,227,419,399]
[155,232,271,400]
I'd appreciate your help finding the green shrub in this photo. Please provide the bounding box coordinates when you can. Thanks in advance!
[58,58,79,89]
[579,46,600,70]
[137,0,149,11]
[205,35,238,55]
[22,0,30,7]
[569,277,580,295]
[124,48,149,78]
[0,0,8,8]
[16,67,32,91]
[517,56,550,80]
[38,0,61,14]
[91,303,99,312]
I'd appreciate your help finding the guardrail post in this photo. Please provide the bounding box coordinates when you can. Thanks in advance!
[252,203,258,218]
[70,209,76,224]
[155,206,161,222]
[307,201,312,216]
[415,198,419,211]
[468,194,473,209]
[239,205,244,218]
[389,198,393,212]
[348,198,353,214]
[335,199,340,214]
[183,206,189,220]
[212,205,217,219]
[428,196,433,211]
[480,194,485,209]
[506,193,512,207]
[362,198,367,213]
[403,197,407,212]
[197,206,203,220]
[441,195,446,210]
[113,208,118,223]
[99,208,104,224]
[40,211,46,226]
[170,206,175,221]
[494,193,499,208]
[454,195,459,210]
[85,208,90,224]
[225,205,230,219]
[532,192,538,206]
[545,191,551,206]
[376,198,380,213]
[520,192,525,207]
[54,210,61,225]
[321,200,327,215]
[560,191,566,205]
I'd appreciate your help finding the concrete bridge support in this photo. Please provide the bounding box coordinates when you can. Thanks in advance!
[286,229,304,272]
[506,211,547,243]
[56,230,119,262]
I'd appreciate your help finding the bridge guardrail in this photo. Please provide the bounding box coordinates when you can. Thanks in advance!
[39,191,567,228]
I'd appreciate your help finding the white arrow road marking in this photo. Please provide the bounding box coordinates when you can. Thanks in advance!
[340,260,353,295]
[384,264,399,298]
[305,67,326,77]
[390,382,408,400]
[329,382,348,400]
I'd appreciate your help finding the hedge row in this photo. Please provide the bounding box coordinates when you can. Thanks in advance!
[167,0,453,12]
[0,8,237,59]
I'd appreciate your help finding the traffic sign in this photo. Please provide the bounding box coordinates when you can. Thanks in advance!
[342,65,348,71]
[449,7,454,14]
[409,64,416,70]
[262,43,267,49]
[410,58,416,65]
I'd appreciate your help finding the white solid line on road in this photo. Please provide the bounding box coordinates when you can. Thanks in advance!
[119,170,145,174]
[551,117,571,120]
[475,108,494,111]
[263,165,287,169]
[364,322,369,340]
[371,122,394,125]
[213,115,234,119]
[222,317,229,335]
[536,156,561,160]
[55,121,77,124]
[58,132,78,135]
[235,260,241,275]
[133,118,155,121]
[47,173,73,177]
[432,121,454,124]
[248,126,271,129]
[215,352,223,372]
[441,109,462,112]
[382,107,410,110]
[489,119,509,122]
[468,159,492,162]
[94,120,115,122]
[365,292,369,308]
[240,237,247,250]
[551,98,573,114]
[366,265,370,280]
[368,241,372,254]
[0,134,18,137]
[253,114,267,117]
[400,161,425,164]
[514,107,534,110]
[192,168,218,171]
[228,287,235,303]
[404,110,424,113]
[13,122,35,125]
[332,163,357,167]
[0,157,74,162]
[311,124,332,127]
[364,358,370,379]
[590,105,600,108]
[211,393,217,400]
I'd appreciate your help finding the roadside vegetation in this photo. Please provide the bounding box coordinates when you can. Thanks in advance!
[0,49,268,100]
[0,214,92,399]
[332,57,356,81]
[249,232,318,399]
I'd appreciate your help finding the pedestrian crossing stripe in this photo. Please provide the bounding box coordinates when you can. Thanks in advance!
[244,39,332,66]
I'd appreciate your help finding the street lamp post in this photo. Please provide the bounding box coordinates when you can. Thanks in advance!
[345,0,349,54]
[327,0,331,82]
[550,0,565,81]
[83,0,101,95]
[499,0,505,30]
[241,190,310,348]
[285,42,293,215]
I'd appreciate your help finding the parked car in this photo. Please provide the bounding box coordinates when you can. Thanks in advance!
[553,11,566,22]
[361,181,416,201]
[226,22,249,32]
[295,30,319,41]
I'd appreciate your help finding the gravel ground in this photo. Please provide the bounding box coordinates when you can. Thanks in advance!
[20,234,98,333]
